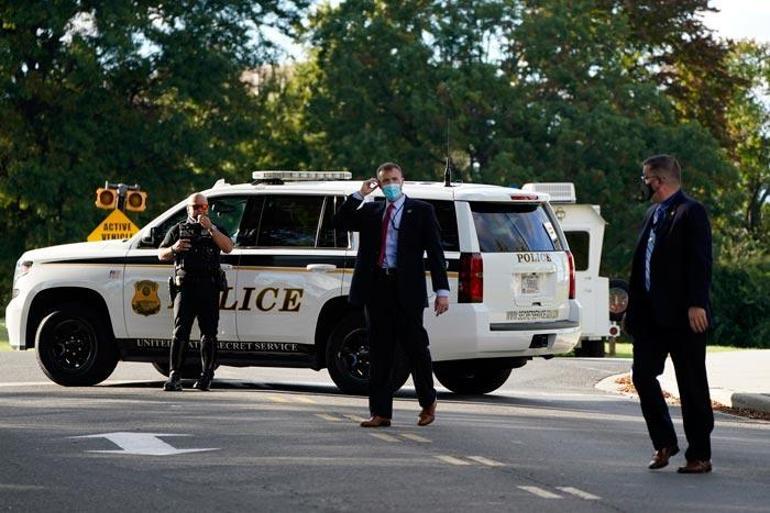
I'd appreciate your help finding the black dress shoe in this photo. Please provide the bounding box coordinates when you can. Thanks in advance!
[193,374,213,391]
[648,446,680,469]
[677,460,712,474]
[163,373,183,392]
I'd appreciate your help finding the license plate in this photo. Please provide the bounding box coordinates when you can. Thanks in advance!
[506,309,559,321]
[520,273,540,295]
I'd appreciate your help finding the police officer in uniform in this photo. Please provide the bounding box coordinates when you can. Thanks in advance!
[158,193,233,391]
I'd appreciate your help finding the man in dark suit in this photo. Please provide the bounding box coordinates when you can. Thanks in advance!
[334,162,450,428]
[626,155,714,474]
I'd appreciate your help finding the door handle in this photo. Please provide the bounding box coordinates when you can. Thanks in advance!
[306,264,337,272]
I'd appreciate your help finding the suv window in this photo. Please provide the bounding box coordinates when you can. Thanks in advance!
[140,196,247,248]
[210,196,248,240]
[470,202,564,252]
[564,231,589,271]
[425,200,459,252]
[318,196,349,248]
[237,195,346,248]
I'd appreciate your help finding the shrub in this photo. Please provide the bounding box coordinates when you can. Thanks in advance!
[711,260,770,348]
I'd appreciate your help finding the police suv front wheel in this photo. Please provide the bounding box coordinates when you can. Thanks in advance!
[326,313,410,395]
[35,305,119,386]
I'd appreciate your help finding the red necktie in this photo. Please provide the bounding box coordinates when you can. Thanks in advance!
[378,203,395,267]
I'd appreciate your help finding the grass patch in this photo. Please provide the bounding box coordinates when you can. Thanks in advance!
[0,318,10,351]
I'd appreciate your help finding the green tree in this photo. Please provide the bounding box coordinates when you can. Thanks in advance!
[0,0,307,303]
[724,40,770,250]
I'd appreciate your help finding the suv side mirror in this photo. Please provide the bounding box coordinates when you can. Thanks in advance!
[140,227,162,248]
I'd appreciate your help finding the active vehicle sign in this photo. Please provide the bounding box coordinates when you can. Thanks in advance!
[87,209,140,241]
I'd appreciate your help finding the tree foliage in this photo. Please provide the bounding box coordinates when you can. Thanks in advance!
[261,0,739,275]
[0,0,306,302]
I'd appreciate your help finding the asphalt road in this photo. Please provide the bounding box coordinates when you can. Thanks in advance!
[1,353,769,513]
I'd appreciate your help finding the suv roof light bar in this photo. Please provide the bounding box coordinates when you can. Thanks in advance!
[521,182,576,203]
[251,170,352,184]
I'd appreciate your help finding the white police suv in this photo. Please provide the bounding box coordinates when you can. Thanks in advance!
[6,171,581,394]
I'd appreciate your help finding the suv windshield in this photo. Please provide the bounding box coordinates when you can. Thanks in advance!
[470,202,563,252]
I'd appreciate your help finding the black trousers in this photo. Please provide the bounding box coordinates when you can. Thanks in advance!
[169,278,220,376]
[632,320,714,461]
[364,272,437,418]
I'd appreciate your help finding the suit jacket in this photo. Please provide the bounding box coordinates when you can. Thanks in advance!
[625,190,712,335]
[334,194,449,310]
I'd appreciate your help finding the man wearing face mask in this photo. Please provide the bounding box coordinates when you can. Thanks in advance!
[158,193,233,392]
[625,155,714,474]
[334,162,449,427]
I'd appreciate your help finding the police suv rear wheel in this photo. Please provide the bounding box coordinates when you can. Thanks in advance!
[35,305,119,386]
[326,313,410,395]
[434,363,512,395]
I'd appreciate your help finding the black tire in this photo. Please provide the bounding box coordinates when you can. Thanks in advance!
[609,278,630,323]
[575,339,605,357]
[35,305,119,386]
[151,360,204,379]
[434,362,512,395]
[325,312,410,395]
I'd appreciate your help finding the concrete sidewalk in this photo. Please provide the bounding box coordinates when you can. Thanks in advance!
[659,350,770,414]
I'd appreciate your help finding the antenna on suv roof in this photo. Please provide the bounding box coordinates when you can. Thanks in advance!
[444,115,453,187]
[444,156,453,187]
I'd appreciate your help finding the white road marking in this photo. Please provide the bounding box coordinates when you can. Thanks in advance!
[314,413,342,422]
[399,433,431,443]
[434,455,472,466]
[343,414,368,422]
[71,432,217,456]
[466,456,504,467]
[556,487,601,500]
[369,433,401,443]
[518,486,563,499]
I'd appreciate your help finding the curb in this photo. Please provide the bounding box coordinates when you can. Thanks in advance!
[731,393,770,413]
[596,372,770,418]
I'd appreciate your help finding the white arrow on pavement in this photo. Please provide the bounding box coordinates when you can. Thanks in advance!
[71,432,218,456]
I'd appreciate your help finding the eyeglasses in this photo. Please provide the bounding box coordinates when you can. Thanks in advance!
[640,174,660,184]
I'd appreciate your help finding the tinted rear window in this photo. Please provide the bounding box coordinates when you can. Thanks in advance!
[470,202,563,252]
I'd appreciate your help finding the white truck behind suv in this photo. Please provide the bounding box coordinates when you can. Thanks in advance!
[523,183,626,357]
[7,171,582,394]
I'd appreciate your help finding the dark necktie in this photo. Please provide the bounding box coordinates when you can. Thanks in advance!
[378,203,395,267]
[644,206,663,292]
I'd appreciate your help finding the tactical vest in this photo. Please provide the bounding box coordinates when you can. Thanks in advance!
[174,222,221,276]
